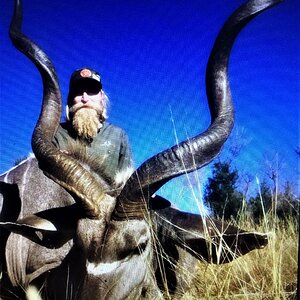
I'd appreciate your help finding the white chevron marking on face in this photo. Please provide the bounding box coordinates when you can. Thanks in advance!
[86,261,122,275]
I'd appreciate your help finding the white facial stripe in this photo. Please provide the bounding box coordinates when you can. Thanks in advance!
[87,261,122,275]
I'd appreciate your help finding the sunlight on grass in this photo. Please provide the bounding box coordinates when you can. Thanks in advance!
[179,214,298,299]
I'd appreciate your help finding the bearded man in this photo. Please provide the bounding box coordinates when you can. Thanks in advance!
[53,67,133,184]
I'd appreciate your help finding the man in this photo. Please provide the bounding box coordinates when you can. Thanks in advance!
[53,67,134,185]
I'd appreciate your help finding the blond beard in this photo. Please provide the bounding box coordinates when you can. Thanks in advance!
[72,107,101,141]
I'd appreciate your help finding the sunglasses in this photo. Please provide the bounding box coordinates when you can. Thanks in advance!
[72,79,101,96]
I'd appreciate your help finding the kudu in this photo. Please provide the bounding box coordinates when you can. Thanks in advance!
[0,0,282,299]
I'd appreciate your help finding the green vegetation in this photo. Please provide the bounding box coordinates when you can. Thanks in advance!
[204,160,299,222]
[204,161,243,219]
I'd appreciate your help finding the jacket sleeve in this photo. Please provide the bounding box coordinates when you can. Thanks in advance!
[118,130,134,172]
[52,125,68,150]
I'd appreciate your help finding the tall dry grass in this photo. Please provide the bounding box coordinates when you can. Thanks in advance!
[180,213,298,299]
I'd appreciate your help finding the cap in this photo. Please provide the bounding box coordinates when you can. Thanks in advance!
[70,68,102,87]
[68,67,102,105]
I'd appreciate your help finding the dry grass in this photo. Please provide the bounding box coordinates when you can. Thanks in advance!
[181,215,298,299]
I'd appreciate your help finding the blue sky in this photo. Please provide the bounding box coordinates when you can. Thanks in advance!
[0,0,299,212]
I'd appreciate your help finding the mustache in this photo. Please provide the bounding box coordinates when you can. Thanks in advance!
[69,103,102,115]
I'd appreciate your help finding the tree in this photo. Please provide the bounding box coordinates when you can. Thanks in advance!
[276,181,299,220]
[204,161,243,219]
[249,180,272,221]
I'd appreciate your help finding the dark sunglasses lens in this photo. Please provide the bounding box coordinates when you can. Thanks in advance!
[73,80,101,96]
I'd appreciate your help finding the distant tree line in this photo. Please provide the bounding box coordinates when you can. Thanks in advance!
[204,160,299,221]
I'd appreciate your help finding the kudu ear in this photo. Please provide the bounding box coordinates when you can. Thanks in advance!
[153,197,268,264]
[181,223,269,264]
[0,204,82,249]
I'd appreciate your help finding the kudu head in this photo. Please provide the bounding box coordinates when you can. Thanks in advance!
[3,0,281,298]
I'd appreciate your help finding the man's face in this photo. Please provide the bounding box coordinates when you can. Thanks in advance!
[69,80,104,140]
[69,79,104,116]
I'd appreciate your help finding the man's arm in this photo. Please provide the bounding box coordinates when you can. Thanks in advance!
[118,131,134,172]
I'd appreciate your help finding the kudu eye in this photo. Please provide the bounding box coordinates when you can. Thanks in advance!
[117,238,148,260]
[133,240,148,255]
